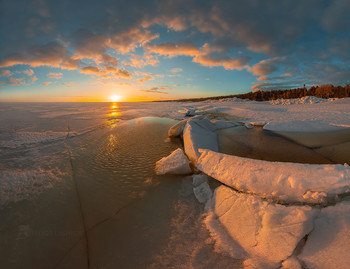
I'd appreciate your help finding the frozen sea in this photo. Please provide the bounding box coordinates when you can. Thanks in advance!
[1,101,350,269]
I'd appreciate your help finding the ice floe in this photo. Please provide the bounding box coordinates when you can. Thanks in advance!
[197,149,350,203]
[205,186,318,268]
[155,148,192,175]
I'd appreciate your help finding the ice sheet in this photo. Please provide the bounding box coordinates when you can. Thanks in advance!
[197,149,350,203]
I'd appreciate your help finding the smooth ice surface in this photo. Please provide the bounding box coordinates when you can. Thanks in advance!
[183,119,218,164]
[198,149,350,203]
[155,148,192,175]
[168,119,187,137]
[299,201,350,269]
[205,186,318,268]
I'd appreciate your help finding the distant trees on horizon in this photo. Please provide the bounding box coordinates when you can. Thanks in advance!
[167,84,350,102]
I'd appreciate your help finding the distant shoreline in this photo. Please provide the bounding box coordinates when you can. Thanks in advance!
[157,84,350,102]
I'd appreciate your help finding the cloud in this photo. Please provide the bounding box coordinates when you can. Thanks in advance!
[193,54,250,70]
[30,76,38,83]
[0,70,12,77]
[22,69,34,76]
[60,82,75,87]
[137,76,154,83]
[43,81,52,86]
[6,78,26,86]
[171,68,183,73]
[145,43,200,57]
[81,66,101,74]
[0,42,80,70]
[48,72,62,79]
[141,86,171,94]
[123,54,158,68]
[173,84,180,87]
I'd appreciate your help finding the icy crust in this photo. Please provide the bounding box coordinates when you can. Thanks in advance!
[192,174,213,204]
[269,96,333,105]
[205,186,318,269]
[155,148,192,175]
[0,168,66,206]
[197,149,350,203]
[1,131,75,148]
[299,201,350,269]
[168,119,188,137]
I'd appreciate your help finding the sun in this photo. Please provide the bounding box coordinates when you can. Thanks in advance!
[110,95,121,102]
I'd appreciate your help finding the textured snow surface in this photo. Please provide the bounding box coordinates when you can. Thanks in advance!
[197,149,350,203]
[269,96,332,105]
[155,148,192,175]
[205,186,318,268]
[300,201,350,269]
[183,119,218,164]
[264,120,348,133]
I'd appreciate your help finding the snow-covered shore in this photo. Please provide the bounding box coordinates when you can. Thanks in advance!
[157,97,350,268]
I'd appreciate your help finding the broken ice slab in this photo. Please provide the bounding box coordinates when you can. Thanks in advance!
[205,185,318,269]
[197,149,350,204]
[155,148,192,175]
[299,201,350,269]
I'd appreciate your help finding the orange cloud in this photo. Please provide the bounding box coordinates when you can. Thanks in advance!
[81,66,102,74]
[48,72,62,79]
[22,69,34,76]
[0,70,11,77]
[43,82,52,86]
[110,28,159,53]
[123,54,158,68]
[145,43,200,57]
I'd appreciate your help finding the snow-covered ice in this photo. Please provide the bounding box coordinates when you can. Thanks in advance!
[155,148,192,175]
[197,149,350,203]
[183,119,218,163]
[299,201,350,269]
[205,185,318,268]
[167,119,187,137]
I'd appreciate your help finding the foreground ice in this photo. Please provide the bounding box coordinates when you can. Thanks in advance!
[197,149,350,203]
[299,201,350,268]
[183,119,218,164]
[155,148,192,175]
[192,174,212,204]
[205,186,318,268]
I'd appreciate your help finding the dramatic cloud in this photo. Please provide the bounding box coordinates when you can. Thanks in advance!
[0,42,79,70]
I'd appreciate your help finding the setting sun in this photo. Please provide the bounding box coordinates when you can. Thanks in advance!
[110,95,121,102]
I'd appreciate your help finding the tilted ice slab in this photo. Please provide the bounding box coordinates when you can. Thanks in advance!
[192,174,213,204]
[205,186,318,268]
[197,149,350,203]
[155,148,192,175]
[299,201,350,269]
[183,119,219,164]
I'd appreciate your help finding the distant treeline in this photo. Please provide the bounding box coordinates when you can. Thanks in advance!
[163,84,350,102]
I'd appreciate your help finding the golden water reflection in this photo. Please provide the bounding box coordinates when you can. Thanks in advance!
[107,102,121,128]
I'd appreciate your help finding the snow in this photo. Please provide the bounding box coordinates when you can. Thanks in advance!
[155,148,192,175]
[269,96,331,105]
[183,119,218,164]
[197,149,350,203]
[205,186,318,268]
[263,120,347,133]
[192,174,212,204]
[299,201,350,269]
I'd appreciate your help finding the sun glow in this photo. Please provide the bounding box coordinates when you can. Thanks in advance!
[110,95,121,102]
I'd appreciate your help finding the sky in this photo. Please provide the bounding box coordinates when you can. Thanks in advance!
[1,0,350,102]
